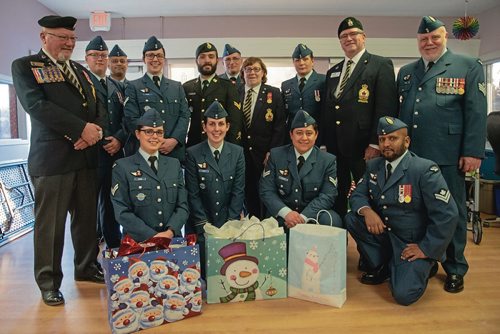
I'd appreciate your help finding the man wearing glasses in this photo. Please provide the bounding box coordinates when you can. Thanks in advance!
[108,44,129,84]
[183,42,244,147]
[11,15,107,306]
[321,17,398,224]
[85,36,126,249]
[123,36,190,162]
[111,108,188,243]
[220,44,244,95]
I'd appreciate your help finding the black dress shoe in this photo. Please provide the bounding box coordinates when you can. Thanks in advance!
[429,261,439,279]
[444,274,464,293]
[75,270,105,284]
[360,264,390,285]
[42,290,65,306]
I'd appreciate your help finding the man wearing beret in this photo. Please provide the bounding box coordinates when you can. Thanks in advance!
[184,101,245,276]
[11,15,107,306]
[397,16,487,293]
[345,117,458,305]
[111,108,188,242]
[321,17,398,222]
[183,42,244,147]
[108,44,129,84]
[220,43,244,95]
[281,43,325,130]
[123,36,190,162]
[85,36,126,249]
[260,110,342,232]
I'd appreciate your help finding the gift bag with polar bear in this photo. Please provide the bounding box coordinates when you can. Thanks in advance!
[102,237,202,334]
[288,215,346,308]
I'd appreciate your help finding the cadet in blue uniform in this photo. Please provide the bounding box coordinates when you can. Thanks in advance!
[345,117,458,305]
[185,101,245,277]
[124,36,190,161]
[260,110,342,231]
[397,16,487,293]
[281,44,325,129]
[12,15,107,306]
[111,108,188,242]
[220,44,244,95]
[85,36,126,249]
[183,42,244,147]
[321,17,398,220]
[108,44,129,84]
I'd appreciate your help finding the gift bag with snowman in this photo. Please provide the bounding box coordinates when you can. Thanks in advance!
[102,237,202,334]
[205,217,288,304]
[288,210,347,308]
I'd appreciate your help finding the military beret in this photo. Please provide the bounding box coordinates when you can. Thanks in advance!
[292,43,313,59]
[38,15,77,30]
[196,42,218,58]
[223,44,240,58]
[377,116,408,135]
[85,36,108,52]
[143,36,163,53]
[109,44,127,57]
[290,109,316,130]
[137,107,164,128]
[204,101,228,120]
[418,16,445,34]
[338,17,363,37]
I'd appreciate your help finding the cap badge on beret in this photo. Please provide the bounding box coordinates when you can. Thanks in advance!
[386,117,394,125]
[206,42,212,49]
[347,19,353,26]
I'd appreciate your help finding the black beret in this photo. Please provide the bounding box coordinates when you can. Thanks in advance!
[338,17,363,37]
[38,15,77,30]
[196,42,218,58]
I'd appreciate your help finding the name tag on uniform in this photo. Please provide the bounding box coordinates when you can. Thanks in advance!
[134,177,146,181]
[330,72,341,78]
[278,176,288,181]
[198,169,209,173]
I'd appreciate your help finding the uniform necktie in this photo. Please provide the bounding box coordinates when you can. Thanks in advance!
[214,149,220,163]
[58,61,84,98]
[148,156,158,174]
[230,77,237,83]
[386,163,392,180]
[202,80,209,94]
[243,88,254,128]
[153,75,161,88]
[100,78,107,90]
[297,156,305,172]
[427,61,435,72]
[299,77,306,92]
[337,59,353,98]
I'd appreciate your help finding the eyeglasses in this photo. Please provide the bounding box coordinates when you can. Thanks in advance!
[86,53,109,59]
[45,32,77,42]
[145,53,165,60]
[339,31,364,40]
[224,56,241,63]
[244,67,262,74]
[140,129,164,137]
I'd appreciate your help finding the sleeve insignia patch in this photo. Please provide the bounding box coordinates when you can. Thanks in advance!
[111,184,119,196]
[329,176,338,187]
[435,189,451,203]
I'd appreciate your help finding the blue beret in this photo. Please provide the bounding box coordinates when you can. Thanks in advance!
[292,43,313,59]
[109,44,127,57]
[338,17,363,37]
[86,36,108,52]
[223,44,240,58]
[38,15,76,30]
[143,36,163,53]
[418,16,445,34]
[137,107,164,128]
[377,117,408,135]
[290,110,316,130]
[196,42,218,58]
[204,101,228,120]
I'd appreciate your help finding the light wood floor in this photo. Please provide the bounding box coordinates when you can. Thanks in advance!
[1,222,500,334]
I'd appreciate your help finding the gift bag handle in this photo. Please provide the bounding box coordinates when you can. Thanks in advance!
[233,223,266,241]
[305,209,333,227]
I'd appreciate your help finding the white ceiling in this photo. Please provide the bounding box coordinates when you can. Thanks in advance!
[38,0,499,19]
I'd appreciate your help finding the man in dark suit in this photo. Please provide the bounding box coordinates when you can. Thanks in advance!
[85,36,126,249]
[345,117,458,305]
[124,36,190,162]
[111,108,188,242]
[11,15,107,306]
[240,57,287,219]
[183,42,244,147]
[185,101,245,276]
[281,44,325,128]
[321,17,398,220]
[220,44,244,95]
[260,110,342,231]
[397,16,487,293]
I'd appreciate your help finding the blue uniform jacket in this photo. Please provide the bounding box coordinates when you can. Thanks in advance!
[185,141,245,233]
[349,151,458,260]
[397,50,487,165]
[260,144,338,219]
[111,152,188,241]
